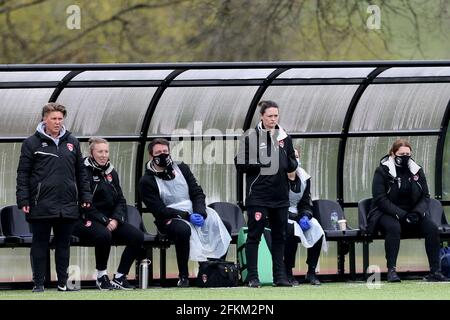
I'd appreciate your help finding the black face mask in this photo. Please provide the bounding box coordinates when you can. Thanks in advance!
[152,153,173,168]
[394,155,410,167]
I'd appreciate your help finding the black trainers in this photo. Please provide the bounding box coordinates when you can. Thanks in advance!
[287,275,299,286]
[57,284,80,292]
[32,285,44,293]
[96,275,114,291]
[424,271,450,282]
[177,276,189,288]
[273,279,293,287]
[387,268,401,282]
[305,272,321,285]
[247,278,261,288]
[111,274,135,290]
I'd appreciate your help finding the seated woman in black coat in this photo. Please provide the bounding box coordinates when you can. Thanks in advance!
[368,139,448,282]
[74,137,144,290]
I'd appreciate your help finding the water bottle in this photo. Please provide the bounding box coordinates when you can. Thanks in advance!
[139,259,151,289]
[330,211,339,230]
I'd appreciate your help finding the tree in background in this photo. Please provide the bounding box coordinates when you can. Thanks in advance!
[0,0,449,63]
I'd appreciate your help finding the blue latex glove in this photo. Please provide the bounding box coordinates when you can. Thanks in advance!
[299,216,311,231]
[189,213,204,227]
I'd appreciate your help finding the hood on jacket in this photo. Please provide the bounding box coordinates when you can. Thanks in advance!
[36,121,67,144]
[380,155,421,177]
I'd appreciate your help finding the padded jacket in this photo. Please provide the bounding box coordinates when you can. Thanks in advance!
[82,157,127,226]
[16,130,92,221]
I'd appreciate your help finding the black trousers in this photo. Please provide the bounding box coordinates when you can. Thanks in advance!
[30,218,77,286]
[246,206,288,282]
[285,222,323,273]
[73,220,144,275]
[158,218,232,278]
[377,214,440,272]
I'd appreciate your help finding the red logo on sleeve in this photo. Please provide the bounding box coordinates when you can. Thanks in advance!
[255,212,262,221]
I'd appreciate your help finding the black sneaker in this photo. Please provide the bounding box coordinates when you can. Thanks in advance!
[177,276,189,288]
[32,285,44,293]
[287,275,299,286]
[305,272,321,285]
[424,271,450,282]
[111,274,135,290]
[387,268,401,282]
[247,278,261,288]
[57,284,80,292]
[273,278,293,287]
[96,275,114,291]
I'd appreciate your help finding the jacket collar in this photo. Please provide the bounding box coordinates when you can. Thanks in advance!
[84,157,114,175]
[381,155,421,177]
[256,121,288,141]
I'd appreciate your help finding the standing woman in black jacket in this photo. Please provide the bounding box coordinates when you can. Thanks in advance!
[74,137,144,290]
[16,103,92,292]
[235,100,298,288]
[369,139,448,282]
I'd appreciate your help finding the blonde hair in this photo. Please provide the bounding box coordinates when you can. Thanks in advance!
[88,137,109,152]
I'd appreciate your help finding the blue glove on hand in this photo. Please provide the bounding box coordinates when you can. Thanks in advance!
[189,213,204,227]
[299,216,311,231]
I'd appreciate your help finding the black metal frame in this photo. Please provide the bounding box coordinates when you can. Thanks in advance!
[1,61,449,281]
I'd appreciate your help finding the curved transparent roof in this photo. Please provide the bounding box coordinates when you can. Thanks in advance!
[0,89,54,136]
[57,87,157,136]
[175,69,275,80]
[149,86,257,135]
[253,85,358,132]
[278,68,374,78]
[0,71,70,82]
[350,83,450,131]
[378,67,450,77]
[72,70,173,81]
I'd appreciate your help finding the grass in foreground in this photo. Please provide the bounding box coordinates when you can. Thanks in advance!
[0,280,449,300]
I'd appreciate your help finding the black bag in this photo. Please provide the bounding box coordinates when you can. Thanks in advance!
[196,260,240,287]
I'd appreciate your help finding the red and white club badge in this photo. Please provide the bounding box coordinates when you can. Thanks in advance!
[85,220,92,227]
[202,274,208,283]
[413,175,419,181]
[255,212,262,221]
[106,174,113,182]
[278,140,284,148]
[66,143,74,152]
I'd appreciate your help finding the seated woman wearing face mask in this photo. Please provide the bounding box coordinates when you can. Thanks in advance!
[368,139,448,282]
[139,138,232,287]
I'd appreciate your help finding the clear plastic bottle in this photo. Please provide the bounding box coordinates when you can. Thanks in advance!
[330,211,339,230]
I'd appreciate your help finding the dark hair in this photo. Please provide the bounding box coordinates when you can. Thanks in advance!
[389,139,412,156]
[148,138,170,155]
[42,102,67,118]
[258,100,279,115]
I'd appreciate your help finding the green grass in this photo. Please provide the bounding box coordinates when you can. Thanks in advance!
[0,281,449,300]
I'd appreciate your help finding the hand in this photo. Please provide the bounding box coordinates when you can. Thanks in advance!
[299,216,311,231]
[22,206,30,214]
[189,213,204,227]
[405,212,420,224]
[107,219,118,231]
[81,202,91,209]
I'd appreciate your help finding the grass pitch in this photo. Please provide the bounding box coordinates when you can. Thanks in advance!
[0,280,449,300]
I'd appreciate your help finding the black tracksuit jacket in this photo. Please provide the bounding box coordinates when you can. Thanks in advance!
[16,130,92,221]
[82,158,127,226]
[368,155,430,234]
[234,124,297,208]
